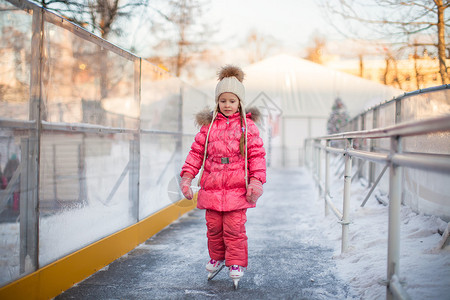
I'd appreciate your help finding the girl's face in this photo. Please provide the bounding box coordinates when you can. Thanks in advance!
[218,92,240,117]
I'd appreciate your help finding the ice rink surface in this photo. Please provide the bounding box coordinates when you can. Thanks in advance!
[56,168,351,299]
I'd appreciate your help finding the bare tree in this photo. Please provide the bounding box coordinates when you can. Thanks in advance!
[149,0,213,78]
[34,0,149,102]
[383,49,403,89]
[413,42,425,89]
[35,0,147,39]
[0,26,28,102]
[321,0,449,84]
[245,30,278,64]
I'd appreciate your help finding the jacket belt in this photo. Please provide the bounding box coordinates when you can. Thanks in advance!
[209,156,241,164]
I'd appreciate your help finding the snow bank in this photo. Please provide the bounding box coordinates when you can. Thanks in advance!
[301,156,450,299]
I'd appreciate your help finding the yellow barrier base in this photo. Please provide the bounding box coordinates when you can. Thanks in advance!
[0,197,197,300]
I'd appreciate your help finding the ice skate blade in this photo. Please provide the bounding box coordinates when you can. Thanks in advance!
[207,265,225,281]
[233,278,239,290]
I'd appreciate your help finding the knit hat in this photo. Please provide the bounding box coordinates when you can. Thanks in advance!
[215,65,245,105]
[198,65,249,189]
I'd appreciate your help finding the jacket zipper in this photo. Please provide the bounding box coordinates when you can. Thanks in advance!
[222,116,230,210]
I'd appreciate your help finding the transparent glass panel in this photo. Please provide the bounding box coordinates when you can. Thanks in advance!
[0,128,26,286]
[403,169,450,221]
[364,110,376,181]
[404,132,450,155]
[36,13,139,267]
[401,89,450,122]
[365,111,373,131]
[178,84,209,185]
[139,61,190,220]
[402,90,450,155]
[0,0,34,286]
[39,131,135,267]
[377,102,395,151]
[139,133,179,219]
[378,101,396,128]
[43,19,137,129]
[0,0,32,119]
[182,84,209,134]
[181,134,195,162]
[141,60,182,132]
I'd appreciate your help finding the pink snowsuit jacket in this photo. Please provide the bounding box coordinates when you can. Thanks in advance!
[181,107,266,212]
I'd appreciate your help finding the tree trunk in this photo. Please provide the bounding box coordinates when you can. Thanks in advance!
[176,39,184,77]
[414,47,421,90]
[393,58,403,90]
[359,54,364,77]
[436,0,449,84]
[383,57,389,85]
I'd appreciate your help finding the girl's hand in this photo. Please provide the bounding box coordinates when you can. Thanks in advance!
[246,178,263,203]
[180,173,194,200]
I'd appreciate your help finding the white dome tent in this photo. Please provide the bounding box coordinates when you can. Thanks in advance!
[197,54,403,167]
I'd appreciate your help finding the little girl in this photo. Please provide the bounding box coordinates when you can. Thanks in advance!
[180,65,266,288]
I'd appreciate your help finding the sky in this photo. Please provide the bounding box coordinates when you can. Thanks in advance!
[202,0,338,51]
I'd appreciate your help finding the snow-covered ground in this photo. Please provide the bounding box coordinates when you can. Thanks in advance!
[298,156,450,299]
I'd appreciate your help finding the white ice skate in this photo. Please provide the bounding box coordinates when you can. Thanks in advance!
[229,265,244,289]
[206,259,225,281]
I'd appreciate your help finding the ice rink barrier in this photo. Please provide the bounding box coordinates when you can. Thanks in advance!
[0,0,208,298]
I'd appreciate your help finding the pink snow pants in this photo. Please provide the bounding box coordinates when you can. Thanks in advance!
[205,209,248,267]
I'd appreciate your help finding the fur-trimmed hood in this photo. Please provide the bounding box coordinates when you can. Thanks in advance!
[195,107,261,127]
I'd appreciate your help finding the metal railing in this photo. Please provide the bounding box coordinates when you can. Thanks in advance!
[306,113,450,300]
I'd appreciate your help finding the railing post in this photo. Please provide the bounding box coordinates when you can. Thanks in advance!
[318,140,322,199]
[341,138,353,253]
[304,139,308,170]
[369,107,379,185]
[387,136,403,300]
[313,140,318,186]
[324,140,330,216]
[129,138,140,221]
[19,5,44,274]
[358,114,366,179]
[19,138,39,274]
[131,58,141,222]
